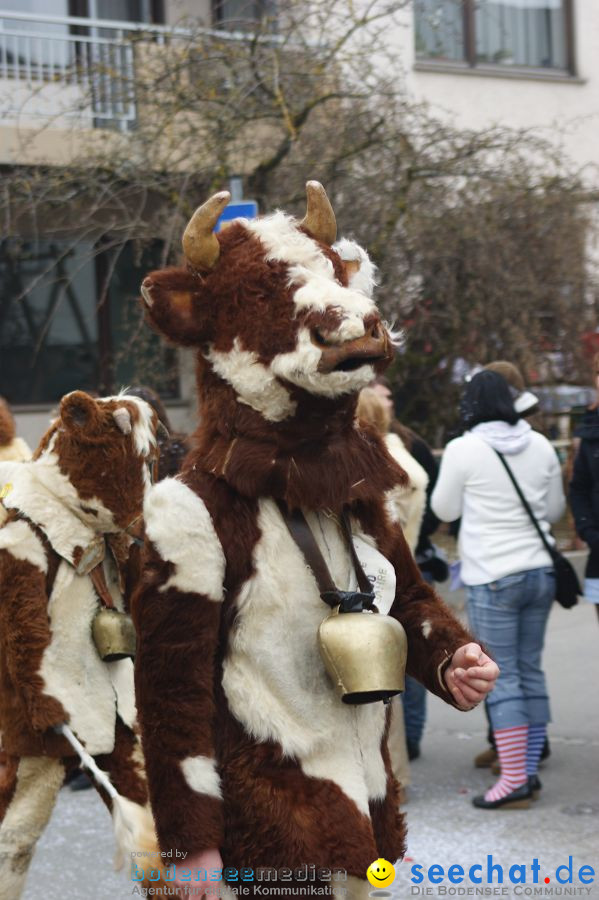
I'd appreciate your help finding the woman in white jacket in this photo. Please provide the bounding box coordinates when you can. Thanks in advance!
[431,370,565,810]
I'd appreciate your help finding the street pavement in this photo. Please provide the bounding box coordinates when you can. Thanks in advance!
[23,554,599,900]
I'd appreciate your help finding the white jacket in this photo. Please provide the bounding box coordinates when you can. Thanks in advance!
[431,424,565,585]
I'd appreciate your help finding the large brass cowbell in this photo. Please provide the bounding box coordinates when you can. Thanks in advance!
[278,501,408,705]
[318,604,407,704]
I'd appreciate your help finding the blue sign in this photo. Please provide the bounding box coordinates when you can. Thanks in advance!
[216,201,258,231]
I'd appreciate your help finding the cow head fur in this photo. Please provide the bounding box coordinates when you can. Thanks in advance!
[141,183,404,509]
[32,391,159,533]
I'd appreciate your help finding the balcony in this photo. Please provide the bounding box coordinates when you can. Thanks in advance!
[0,10,155,130]
[0,9,229,132]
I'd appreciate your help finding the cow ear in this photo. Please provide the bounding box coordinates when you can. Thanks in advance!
[60,391,101,434]
[140,269,214,346]
[332,238,378,297]
[112,407,132,435]
[344,259,361,279]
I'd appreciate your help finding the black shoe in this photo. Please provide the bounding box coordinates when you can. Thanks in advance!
[529,774,542,800]
[407,740,421,761]
[472,782,532,810]
[69,771,93,792]
[540,737,550,763]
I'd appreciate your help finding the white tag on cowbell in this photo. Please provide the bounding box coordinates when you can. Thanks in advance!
[351,535,396,614]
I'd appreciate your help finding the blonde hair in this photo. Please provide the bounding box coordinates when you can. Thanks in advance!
[356,387,391,435]
[485,360,525,393]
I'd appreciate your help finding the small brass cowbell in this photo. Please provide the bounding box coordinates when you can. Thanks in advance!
[92,607,137,662]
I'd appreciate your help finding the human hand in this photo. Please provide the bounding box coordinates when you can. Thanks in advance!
[444,642,499,710]
[173,847,223,898]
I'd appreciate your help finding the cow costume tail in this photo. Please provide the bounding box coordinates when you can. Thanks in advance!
[0,725,167,899]
[58,723,159,869]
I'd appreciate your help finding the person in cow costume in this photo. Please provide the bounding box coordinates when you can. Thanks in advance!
[135,183,499,898]
[0,391,162,899]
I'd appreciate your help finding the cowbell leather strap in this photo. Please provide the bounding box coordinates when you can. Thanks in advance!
[339,510,375,596]
[276,500,376,612]
[89,563,116,610]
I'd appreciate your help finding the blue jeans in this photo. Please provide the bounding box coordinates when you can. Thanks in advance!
[402,570,432,746]
[467,567,553,731]
[403,676,426,746]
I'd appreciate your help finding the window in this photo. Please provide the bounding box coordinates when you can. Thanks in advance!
[70,0,164,25]
[0,240,99,404]
[0,239,178,405]
[213,0,276,31]
[414,0,574,73]
[414,0,466,63]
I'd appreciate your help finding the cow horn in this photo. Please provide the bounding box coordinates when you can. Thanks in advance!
[113,407,132,435]
[182,191,231,270]
[300,181,337,246]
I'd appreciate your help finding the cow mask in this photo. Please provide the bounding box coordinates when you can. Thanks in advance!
[141,182,393,424]
[140,183,402,509]
[32,391,158,533]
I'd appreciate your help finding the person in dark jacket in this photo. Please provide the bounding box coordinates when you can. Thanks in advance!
[570,351,599,624]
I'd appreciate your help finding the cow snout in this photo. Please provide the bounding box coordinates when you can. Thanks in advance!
[314,323,390,373]
[313,319,382,347]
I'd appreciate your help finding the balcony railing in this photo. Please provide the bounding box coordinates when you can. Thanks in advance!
[0,11,163,129]
[0,10,221,131]
[0,9,285,131]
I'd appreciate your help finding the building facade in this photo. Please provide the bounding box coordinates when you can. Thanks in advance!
[399,1,599,178]
[1,0,597,444]
[0,0,226,444]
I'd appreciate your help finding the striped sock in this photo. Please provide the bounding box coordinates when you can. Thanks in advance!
[526,724,547,776]
[484,725,529,802]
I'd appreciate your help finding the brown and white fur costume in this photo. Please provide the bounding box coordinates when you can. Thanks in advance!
[135,183,472,897]
[0,391,160,899]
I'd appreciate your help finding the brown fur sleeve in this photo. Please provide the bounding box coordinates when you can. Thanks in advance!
[132,539,224,856]
[358,498,473,706]
[0,545,69,732]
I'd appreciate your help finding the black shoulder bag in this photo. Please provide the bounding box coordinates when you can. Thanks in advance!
[494,450,581,609]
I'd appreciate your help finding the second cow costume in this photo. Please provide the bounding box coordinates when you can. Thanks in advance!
[135,184,486,896]
[0,392,161,898]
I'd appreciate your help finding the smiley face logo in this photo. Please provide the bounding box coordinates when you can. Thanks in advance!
[366,858,396,888]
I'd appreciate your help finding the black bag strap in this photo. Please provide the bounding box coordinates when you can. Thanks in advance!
[276,500,376,610]
[493,450,556,561]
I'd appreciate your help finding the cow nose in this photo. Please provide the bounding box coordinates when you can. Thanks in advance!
[312,319,381,347]
[314,322,391,374]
